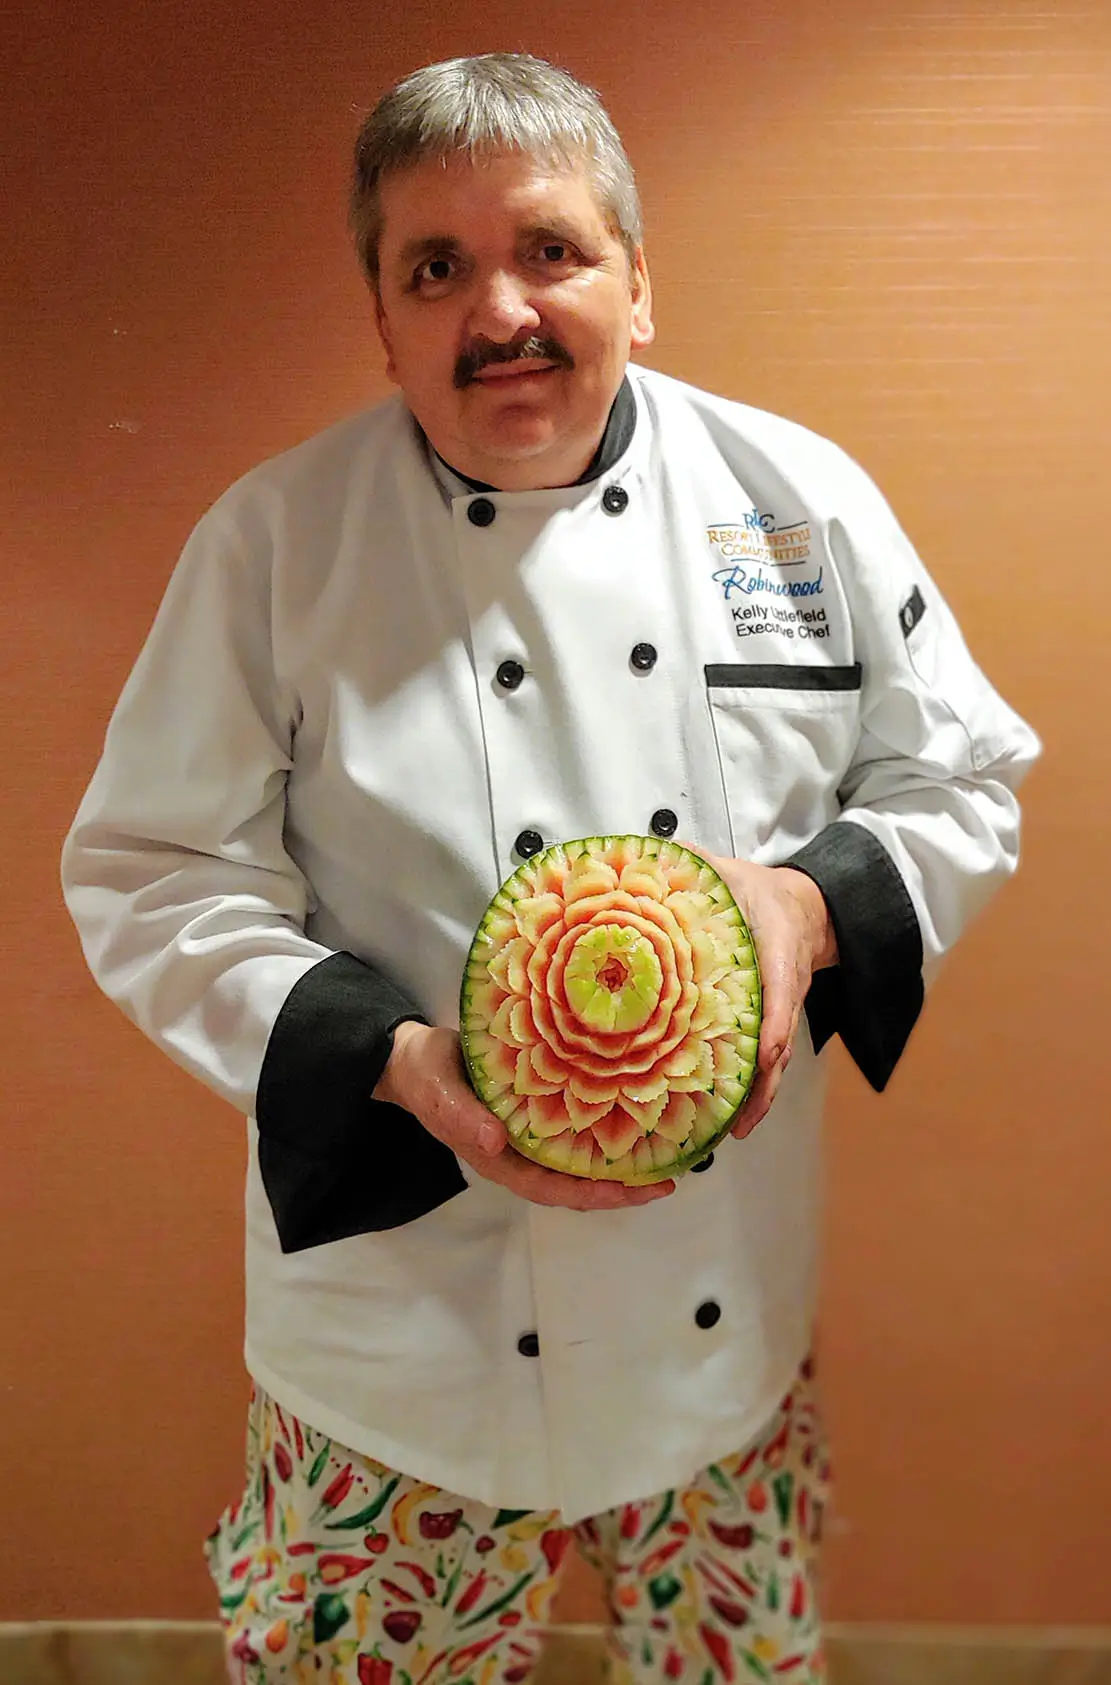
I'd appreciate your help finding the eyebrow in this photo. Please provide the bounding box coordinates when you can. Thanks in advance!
[396,234,464,272]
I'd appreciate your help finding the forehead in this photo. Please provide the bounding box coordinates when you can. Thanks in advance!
[377,149,611,244]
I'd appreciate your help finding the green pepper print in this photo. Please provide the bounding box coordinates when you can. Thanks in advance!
[313,1592,350,1644]
[773,1472,794,1530]
[323,1476,403,1531]
[647,1571,683,1611]
[306,1444,332,1488]
[639,1491,674,1547]
[456,1571,536,1631]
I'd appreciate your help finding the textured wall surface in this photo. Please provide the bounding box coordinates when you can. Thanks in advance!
[3,0,1107,1626]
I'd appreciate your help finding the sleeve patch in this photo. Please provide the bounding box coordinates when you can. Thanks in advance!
[900,586,926,639]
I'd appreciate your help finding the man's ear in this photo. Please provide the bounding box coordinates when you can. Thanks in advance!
[629,247,655,351]
[374,292,398,382]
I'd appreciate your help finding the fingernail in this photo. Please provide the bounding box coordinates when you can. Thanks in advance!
[480,1125,501,1153]
[780,1044,792,1070]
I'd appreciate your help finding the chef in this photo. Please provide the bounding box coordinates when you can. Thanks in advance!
[61,50,1039,1685]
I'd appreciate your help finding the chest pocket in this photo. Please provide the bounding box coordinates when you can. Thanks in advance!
[704,663,862,858]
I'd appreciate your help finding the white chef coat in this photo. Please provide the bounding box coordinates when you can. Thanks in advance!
[60,363,1039,1523]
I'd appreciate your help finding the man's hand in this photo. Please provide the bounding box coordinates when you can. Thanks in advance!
[682,848,838,1140]
[374,1022,676,1211]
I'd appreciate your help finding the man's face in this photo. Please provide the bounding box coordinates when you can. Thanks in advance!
[373,149,654,490]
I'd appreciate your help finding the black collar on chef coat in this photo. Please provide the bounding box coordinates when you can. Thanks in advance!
[431,373,637,493]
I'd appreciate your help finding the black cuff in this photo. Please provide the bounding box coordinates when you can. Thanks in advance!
[781,821,924,1091]
[255,952,468,1253]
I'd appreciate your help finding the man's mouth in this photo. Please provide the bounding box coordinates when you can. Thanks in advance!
[471,360,559,383]
[455,339,575,389]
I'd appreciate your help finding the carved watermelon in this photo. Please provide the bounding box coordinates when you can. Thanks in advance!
[460,835,761,1184]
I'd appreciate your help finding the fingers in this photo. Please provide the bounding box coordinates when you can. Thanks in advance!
[466,1140,675,1209]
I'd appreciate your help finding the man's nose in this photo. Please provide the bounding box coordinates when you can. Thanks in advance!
[467,270,542,342]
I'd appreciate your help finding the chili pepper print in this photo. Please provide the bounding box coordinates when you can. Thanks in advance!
[620,1502,642,1540]
[306,1444,332,1488]
[318,1553,382,1586]
[456,1570,536,1631]
[772,1473,794,1530]
[709,1596,750,1629]
[379,1578,417,1604]
[639,1535,686,1578]
[700,1621,737,1682]
[640,1491,675,1546]
[446,1632,500,1677]
[318,1465,356,1514]
[788,1574,807,1622]
[702,1556,758,1602]
[325,1477,404,1532]
[707,1519,755,1552]
[396,1560,438,1600]
[540,1528,570,1575]
[453,1569,489,1617]
[358,1653,392,1685]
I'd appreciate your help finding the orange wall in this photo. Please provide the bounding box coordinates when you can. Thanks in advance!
[4,0,1108,1627]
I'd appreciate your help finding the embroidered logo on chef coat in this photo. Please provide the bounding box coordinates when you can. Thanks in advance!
[708,515,825,646]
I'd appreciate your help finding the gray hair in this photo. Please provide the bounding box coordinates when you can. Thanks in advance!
[350,53,643,288]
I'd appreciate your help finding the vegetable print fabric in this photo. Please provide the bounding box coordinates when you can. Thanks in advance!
[205,1363,829,1684]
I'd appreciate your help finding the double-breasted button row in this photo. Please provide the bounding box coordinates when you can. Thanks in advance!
[497,646,657,692]
[469,486,629,528]
[514,817,679,859]
[517,1302,719,1356]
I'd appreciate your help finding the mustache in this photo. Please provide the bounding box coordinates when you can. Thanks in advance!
[454,336,575,389]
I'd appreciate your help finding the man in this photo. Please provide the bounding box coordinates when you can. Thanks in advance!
[61,52,1038,1685]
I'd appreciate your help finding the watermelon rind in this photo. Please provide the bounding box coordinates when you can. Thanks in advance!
[459,835,762,1186]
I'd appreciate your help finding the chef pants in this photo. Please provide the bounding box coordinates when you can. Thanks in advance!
[205,1360,829,1685]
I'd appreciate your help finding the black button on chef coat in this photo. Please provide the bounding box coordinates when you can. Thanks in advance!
[690,1152,715,1174]
[468,497,496,527]
[496,659,525,691]
[650,808,679,838]
[517,1331,540,1357]
[695,1300,722,1329]
[602,484,629,515]
[514,829,544,859]
[630,642,658,672]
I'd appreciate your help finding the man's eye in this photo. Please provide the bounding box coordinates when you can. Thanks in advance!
[540,242,570,264]
[416,256,455,285]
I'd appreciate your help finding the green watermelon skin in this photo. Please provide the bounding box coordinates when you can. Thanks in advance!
[459,836,762,1186]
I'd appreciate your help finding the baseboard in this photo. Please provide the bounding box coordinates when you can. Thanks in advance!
[3,1619,1111,1684]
